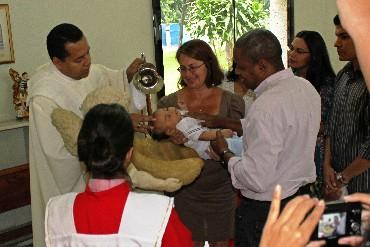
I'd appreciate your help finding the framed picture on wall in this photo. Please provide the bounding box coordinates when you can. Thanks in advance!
[0,4,14,64]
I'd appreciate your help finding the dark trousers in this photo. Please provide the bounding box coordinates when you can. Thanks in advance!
[235,184,312,247]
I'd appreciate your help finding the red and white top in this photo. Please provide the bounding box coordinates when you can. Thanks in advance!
[45,181,193,247]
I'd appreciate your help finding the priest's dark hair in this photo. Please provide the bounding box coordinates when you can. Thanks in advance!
[47,23,84,61]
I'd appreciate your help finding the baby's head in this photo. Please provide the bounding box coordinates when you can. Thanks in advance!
[151,107,182,140]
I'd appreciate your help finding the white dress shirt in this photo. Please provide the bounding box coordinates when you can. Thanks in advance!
[228,69,321,201]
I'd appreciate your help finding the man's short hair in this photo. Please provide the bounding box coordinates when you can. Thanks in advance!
[235,28,283,68]
[333,14,341,26]
[46,23,84,61]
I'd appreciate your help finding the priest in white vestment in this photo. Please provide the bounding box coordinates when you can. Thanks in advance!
[27,23,147,247]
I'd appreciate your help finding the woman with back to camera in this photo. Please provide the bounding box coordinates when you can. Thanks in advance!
[288,30,336,198]
[157,39,245,247]
[45,103,193,247]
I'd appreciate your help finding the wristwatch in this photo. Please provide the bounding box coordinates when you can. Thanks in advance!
[336,172,348,185]
[220,149,235,168]
[220,149,234,159]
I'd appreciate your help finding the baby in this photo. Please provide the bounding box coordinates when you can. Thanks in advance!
[151,107,243,159]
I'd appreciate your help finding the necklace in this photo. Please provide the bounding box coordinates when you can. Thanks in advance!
[178,87,219,114]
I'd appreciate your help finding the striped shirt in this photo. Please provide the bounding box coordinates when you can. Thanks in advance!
[326,62,370,193]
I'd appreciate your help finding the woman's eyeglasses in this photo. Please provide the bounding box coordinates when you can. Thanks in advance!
[177,63,205,73]
[287,45,310,55]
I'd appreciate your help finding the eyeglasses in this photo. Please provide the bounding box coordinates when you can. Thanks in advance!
[177,63,205,73]
[287,46,310,54]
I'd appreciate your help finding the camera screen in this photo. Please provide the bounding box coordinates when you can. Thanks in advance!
[317,212,347,239]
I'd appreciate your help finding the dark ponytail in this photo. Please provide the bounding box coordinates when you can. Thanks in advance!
[78,104,134,179]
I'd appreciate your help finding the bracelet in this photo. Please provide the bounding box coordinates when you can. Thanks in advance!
[336,172,349,185]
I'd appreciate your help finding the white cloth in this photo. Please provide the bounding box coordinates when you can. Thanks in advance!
[176,116,243,159]
[45,191,174,247]
[176,117,210,159]
[228,69,321,201]
[130,81,147,111]
[28,62,134,247]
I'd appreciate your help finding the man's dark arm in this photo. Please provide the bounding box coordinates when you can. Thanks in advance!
[188,112,243,136]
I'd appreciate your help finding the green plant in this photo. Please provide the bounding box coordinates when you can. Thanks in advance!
[160,0,270,94]
[185,0,269,66]
[160,0,183,23]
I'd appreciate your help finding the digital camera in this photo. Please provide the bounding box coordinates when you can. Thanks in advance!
[311,201,362,241]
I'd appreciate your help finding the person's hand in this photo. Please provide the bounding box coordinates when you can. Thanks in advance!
[323,186,342,201]
[126,58,145,82]
[259,185,325,247]
[207,147,221,161]
[344,193,370,207]
[336,0,370,36]
[130,113,153,134]
[187,112,222,129]
[323,164,347,201]
[220,129,233,138]
[323,165,337,190]
[166,128,187,145]
[337,193,370,246]
[187,112,216,121]
[338,236,364,246]
[306,241,327,247]
[210,130,229,156]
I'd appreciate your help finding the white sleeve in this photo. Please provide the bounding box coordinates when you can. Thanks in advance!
[108,65,146,112]
[92,64,145,113]
[115,65,146,112]
[176,117,207,141]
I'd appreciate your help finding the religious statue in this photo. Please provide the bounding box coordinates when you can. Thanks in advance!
[9,68,29,120]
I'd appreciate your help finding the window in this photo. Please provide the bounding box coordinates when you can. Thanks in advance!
[152,0,292,96]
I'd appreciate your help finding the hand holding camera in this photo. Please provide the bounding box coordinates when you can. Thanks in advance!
[260,185,326,247]
[312,200,362,242]
[260,186,368,247]
[336,193,370,246]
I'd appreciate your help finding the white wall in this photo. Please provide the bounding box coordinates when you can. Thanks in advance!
[0,0,154,121]
[294,0,345,73]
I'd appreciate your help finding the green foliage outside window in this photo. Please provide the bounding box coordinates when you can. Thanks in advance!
[161,0,269,67]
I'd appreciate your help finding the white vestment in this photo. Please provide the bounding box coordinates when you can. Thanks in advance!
[45,191,174,247]
[28,62,138,247]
